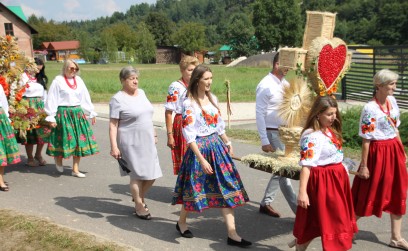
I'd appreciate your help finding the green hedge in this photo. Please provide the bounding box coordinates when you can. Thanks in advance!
[341,106,408,149]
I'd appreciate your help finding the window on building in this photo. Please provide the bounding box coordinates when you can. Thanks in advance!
[4,23,14,36]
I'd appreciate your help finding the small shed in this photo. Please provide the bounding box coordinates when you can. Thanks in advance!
[41,41,80,61]
[219,44,232,64]
[156,46,181,64]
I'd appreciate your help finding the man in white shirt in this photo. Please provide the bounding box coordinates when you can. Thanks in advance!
[255,52,297,217]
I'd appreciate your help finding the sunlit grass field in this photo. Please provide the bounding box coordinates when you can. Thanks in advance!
[44,62,295,103]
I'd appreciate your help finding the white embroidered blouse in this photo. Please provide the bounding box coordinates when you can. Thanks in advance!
[20,72,47,100]
[359,96,400,140]
[164,80,188,114]
[0,84,9,117]
[299,129,344,168]
[44,75,97,123]
[181,96,225,144]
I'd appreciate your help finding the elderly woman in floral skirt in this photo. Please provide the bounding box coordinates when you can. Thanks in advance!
[0,84,21,191]
[45,59,99,177]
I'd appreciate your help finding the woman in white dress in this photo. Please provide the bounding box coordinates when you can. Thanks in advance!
[109,66,162,220]
[45,59,99,178]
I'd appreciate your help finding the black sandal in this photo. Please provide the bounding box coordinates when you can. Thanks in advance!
[0,186,9,192]
[134,211,151,220]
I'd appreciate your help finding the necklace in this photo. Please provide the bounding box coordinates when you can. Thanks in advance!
[374,97,396,127]
[179,78,188,88]
[374,97,390,116]
[64,76,77,90]
[26,72,37,82]
[322,127,342,150]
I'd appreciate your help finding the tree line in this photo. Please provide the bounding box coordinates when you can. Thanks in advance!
[28,0,408,63]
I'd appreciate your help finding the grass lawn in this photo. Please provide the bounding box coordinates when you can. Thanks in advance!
[0,210,134,251]
[44,62,291,103]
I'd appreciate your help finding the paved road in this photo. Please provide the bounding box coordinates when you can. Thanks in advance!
[1,101,406,251]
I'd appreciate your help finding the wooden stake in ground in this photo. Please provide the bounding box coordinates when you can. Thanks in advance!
[224,79,232,129]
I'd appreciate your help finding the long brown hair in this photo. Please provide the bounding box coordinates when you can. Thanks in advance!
[302,96,343,144]
[187,65,219,111]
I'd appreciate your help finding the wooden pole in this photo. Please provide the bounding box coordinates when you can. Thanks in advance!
[224,80,232,129]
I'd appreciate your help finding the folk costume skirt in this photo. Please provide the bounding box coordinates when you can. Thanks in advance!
[46,106,99,158]
[172,133,249,212]
[0,108,21,166]
[17,97,51,145]
[171,113,187,175]
[352,138,407,217]
[293,163,357,251]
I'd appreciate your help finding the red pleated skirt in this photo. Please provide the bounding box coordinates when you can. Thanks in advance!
[352,137,407,217]
[294,162,358,251]
[171,114,187,175]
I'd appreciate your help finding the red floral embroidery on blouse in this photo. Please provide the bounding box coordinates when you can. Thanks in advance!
[166,90,179,102]
[182,109,193,128]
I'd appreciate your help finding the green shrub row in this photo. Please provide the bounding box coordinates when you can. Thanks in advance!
[341,106,408,148]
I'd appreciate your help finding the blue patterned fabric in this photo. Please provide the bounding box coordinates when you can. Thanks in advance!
[172,133,249,212]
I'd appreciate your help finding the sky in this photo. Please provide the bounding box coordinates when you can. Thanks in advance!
[1,0,157,22]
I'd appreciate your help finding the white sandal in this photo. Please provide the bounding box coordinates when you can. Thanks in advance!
[389,238,408,250]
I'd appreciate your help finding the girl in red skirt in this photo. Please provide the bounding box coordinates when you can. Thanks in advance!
[165,56,199,175]
[352,69,407,250]
[290,96,357,251]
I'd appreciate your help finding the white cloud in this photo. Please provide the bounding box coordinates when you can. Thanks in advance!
[20,3,43,18]
[63,0,80,12]
[95,0,120,15]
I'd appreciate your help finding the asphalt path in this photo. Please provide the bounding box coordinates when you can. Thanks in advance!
[1,115,407,250]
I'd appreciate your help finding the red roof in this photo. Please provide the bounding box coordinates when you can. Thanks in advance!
[43,41,80,50]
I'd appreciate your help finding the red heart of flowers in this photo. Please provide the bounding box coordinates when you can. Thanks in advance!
[317,44,347,90]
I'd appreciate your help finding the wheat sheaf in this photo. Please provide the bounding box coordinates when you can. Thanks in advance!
[278,77,313,128]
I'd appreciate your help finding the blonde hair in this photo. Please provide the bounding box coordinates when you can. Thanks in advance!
[61,59,80,75]
[179,56,199,71]
[373,69,399,96]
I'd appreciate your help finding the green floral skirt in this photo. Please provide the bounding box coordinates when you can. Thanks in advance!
[0,108,21,166]
[17,97,51,145]
[46,106,99,158]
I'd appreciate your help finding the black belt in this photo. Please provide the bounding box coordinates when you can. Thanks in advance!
[266,128,278,131]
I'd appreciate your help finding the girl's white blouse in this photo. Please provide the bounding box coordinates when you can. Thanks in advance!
[299,129,344,168]
[359,96,400,140]
[45,75,97,123]
[164,80,188,114]
[182,96,225,144]
[20,72,47,100]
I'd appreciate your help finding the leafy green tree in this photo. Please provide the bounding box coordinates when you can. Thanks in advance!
[172,22,206,54]
[374,2,408,45]
[76,30,94,62]
[28,15,74,49]
[135,22,156,63]
[252,0,302,51]
[101,22,137,51]
[224,13,258,57]
[99,29,118,62]
[144,12,175,46]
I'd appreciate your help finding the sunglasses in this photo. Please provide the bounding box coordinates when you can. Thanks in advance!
[69,67,79,71]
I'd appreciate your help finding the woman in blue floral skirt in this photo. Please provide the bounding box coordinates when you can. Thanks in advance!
[172,65,251,247]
